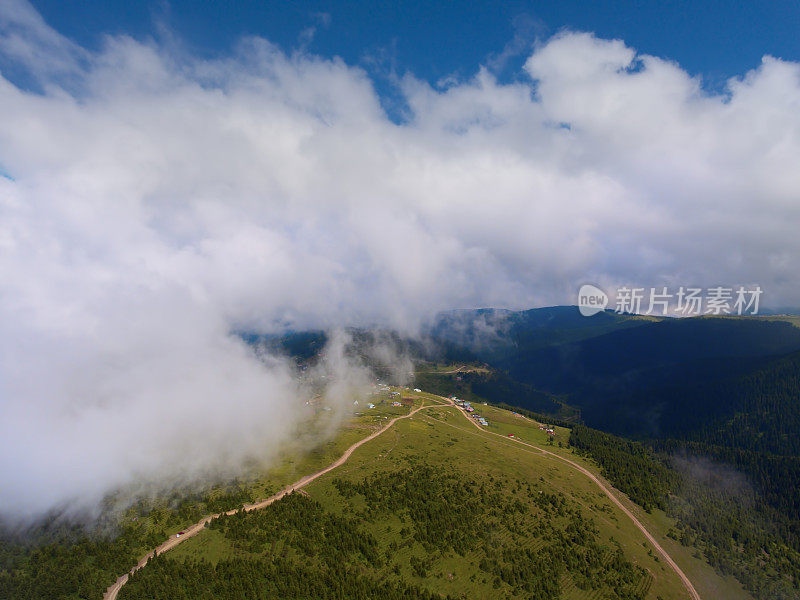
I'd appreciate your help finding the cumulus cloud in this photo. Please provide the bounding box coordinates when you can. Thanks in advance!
[1,3,799,517]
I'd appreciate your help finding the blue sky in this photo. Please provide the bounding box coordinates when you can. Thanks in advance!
[29,0,800,90]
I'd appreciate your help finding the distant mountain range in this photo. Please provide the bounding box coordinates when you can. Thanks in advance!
[427,307,800,437]
[422,307,800,536]
[245,307,800,445]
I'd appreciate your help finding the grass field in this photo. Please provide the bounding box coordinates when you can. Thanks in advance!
[158,391,751,600]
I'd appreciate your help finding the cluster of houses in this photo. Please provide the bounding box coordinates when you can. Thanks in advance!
[368,382,413,409]
[538,424,556,436]
[451,396,489,426]
[451,396,471,411]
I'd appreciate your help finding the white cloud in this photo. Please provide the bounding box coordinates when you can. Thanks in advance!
[1,3,799,517]
[0,0,87,86]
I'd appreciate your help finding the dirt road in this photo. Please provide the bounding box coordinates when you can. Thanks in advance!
[450,401,701,600]
[103,401,437,600]
[104,396,699,600]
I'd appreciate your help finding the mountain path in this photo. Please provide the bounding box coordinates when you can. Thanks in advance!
[448,401,701,600]
[102,400,439,600]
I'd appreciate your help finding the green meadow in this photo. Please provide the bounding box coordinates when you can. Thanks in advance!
[122,391,750,600]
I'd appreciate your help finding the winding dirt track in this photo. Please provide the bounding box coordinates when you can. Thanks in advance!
[103,402,437,600]
[449,403,701,600]
[104,397,699,600]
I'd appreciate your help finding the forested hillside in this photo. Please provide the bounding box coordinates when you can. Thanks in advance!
[587,349,800,527]
[123,468,650,600]
[118,402,679,600]
[416,312,800,600]
[424,313,800,526]
[0,486,257,600]
[570,426,800,600]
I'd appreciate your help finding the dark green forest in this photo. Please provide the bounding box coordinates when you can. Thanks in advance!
[121,466,651,600]
[569,425,800,600]
[0,485,258,600]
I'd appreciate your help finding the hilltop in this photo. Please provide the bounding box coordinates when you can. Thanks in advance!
[106,392,748,600]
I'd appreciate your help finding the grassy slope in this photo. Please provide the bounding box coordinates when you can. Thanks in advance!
[166,394,749,600]
[471,404,754,600]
